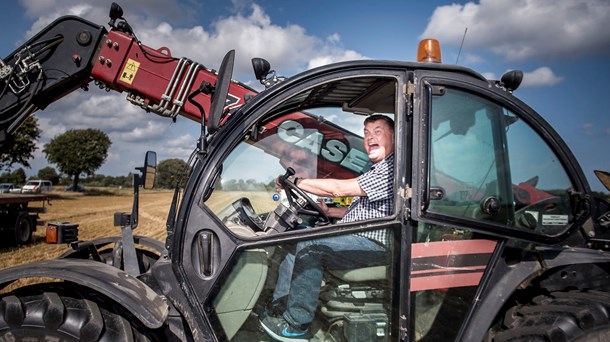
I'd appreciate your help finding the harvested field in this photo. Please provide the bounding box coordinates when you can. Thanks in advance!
[0,189,174,271]
[0,189,274,290]
[0,189,176,293]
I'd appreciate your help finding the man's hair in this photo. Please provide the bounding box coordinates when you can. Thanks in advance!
[364,114,395,133]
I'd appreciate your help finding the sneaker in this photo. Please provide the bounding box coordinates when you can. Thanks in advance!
[259,315,310,341]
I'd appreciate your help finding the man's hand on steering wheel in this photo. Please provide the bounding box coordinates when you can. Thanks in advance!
[317,199,330,216]
[277,168,330,224]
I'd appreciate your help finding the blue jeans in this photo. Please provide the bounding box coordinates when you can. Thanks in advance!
[273,234,387,326]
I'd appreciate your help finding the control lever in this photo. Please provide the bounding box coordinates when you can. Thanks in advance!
[280,167,296,207]
[281,167,295,183]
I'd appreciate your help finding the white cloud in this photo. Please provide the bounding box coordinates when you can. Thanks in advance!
[481,72,497,80]
[14,1,367,176]
[521,67,563,87]
[458,53,485,65]
[24,3,102,38]
[477,67,562,86]
[580,123,610,137]
[307,50,368,69]
[117,121,170,142]
[20,1,363,78]
[20,0,192,27]
[135,3,362,78]
[327,33,341,44]
[422,0,610,61]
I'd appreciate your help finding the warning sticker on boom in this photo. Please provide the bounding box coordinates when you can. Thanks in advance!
[120,59,140,85]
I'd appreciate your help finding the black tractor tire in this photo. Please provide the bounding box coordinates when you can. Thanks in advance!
[13,211,32,246]
[485,290,610,342]
[0,291,152,341]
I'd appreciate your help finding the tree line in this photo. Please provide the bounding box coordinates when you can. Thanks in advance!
[0,158,192,189]
[0,160,196,190]
[0,117,191,189]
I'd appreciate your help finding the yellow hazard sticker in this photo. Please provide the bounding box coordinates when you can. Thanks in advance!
[120,58,140,84]
[320,196,353,206]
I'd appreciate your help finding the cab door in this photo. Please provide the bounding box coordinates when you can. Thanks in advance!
[409,69,584,340]
[171,67,413,341]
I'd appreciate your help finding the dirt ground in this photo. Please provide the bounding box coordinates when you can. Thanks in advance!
[0,189,173,271]
[0,188,280,295]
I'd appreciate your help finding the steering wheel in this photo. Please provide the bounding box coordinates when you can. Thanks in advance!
[279,168,330,224]
[232,197,264,232]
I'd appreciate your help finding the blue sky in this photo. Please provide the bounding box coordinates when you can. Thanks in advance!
[1,0,609,191]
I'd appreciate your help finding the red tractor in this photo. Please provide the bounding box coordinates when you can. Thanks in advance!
[1,3,610,341]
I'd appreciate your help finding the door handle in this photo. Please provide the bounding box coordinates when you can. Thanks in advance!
[198,231,213,276]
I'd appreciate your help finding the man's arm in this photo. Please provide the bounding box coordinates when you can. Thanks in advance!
[295,177,365,198]
[317,200,348,218]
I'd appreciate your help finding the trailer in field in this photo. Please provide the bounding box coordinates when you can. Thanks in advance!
[0,193,49,246]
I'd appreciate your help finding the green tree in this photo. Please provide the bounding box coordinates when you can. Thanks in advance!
[0,168,26,184]
[156,158,188,189]
[0,171,8,183]
[43,129,111,190]
[10,168,26,184]
[37,166,60,185]
[0,116,41,169]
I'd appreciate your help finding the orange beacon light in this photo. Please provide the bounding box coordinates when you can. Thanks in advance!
[417,38,442,63]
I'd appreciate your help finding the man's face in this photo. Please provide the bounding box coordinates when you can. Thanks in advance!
[363,119,394,164]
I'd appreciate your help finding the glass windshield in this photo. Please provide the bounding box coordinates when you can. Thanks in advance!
[205,108,374,230]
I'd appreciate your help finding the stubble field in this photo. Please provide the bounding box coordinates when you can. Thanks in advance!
[0,190,173,271]
[0,189,275,294]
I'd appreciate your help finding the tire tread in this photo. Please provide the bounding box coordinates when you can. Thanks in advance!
[487,290,610,342]
[0,291,152,341]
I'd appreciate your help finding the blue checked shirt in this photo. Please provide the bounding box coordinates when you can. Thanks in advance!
[341,154,394,246]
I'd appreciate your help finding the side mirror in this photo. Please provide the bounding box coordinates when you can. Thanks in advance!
[252,58,271,81]
[500,70,523,92]
[208,50,235,134]
[251,57,284,88]
[142,151,157,189]
[109,2,124,21]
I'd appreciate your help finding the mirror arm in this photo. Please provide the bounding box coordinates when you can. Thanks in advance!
[198,125,208,156]
[131,172,141,230]
[120,171,141,276]
[188,82,213,155]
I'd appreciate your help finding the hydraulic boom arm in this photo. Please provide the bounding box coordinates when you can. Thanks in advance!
[0,6,255,144]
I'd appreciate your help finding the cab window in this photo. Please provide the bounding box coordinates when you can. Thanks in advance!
[205,76,399,236]
[410,85,576,341]
[426,87,574,234]
[204,75,401,340]
[205,107,373,235]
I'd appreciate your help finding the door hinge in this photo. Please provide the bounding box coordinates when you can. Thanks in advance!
[399,314,408,341]
[406,81,415,96]
[405,81,414,117]
[402,186,412,220]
